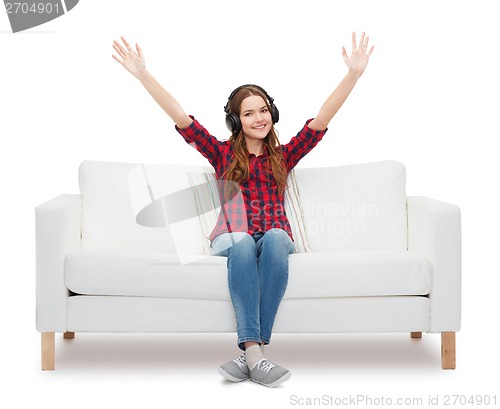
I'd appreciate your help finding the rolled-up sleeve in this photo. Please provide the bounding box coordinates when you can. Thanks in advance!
[281,119,327,171]
[175,116,225,168]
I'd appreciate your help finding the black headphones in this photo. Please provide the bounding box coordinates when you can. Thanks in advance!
[223,84,279,134]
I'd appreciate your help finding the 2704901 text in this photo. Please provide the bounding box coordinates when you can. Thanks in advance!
[5,2,61,14]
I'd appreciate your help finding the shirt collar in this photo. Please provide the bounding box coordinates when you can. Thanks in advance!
[248,144,270,158]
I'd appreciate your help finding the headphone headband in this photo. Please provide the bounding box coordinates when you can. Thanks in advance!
[224,84,279,133]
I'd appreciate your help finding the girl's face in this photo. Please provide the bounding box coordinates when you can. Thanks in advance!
[239,95,272,143]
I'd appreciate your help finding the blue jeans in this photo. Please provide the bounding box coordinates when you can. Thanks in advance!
[211,228,295,350]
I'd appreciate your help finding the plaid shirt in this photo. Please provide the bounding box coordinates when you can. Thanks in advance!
[176,116,326,243]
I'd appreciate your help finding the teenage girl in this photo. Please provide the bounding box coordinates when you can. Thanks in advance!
[112,32,373,387]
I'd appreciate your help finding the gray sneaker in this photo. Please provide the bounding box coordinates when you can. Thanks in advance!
[217,354,250,382]
[250,359,291,387]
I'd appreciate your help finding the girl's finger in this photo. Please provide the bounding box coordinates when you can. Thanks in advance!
[111,54,123,65]
[351,32,356,50]
[359,32,365,50]
[367,45,374,57]
[136,43,143,56]
[342,46,350,65]
[121,36,133,53]
[363,36,369,52]
[113,43,125,58]
[113,41,127,56]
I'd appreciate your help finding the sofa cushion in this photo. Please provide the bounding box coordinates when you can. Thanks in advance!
[65,250,432,300]
[287,251,432,298]
[294,161,408,251]
[79,160,212,256]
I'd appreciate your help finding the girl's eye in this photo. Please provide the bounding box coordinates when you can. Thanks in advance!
[245,113,252,117]
[262,108,268,113]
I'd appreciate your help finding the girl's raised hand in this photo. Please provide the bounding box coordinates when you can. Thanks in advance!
[112,36,146,79]
[342,32,374,77]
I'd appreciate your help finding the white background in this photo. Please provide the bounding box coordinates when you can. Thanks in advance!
[1,0,499,407]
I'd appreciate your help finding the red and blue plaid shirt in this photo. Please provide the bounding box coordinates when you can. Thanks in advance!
[176,116,327,244]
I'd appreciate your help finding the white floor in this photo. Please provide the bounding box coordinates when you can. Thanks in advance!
[6,327,497,409]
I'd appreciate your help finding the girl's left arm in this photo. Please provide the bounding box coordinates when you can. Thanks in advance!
[308,32,374,131]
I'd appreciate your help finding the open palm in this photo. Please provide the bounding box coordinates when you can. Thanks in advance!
[342,32,374,77]
[112,36,146,79]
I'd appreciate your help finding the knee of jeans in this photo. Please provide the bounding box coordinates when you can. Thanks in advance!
[265,228,291,243]
[265,228,295,253]
[266,228,287,238]
[211,232,249,255]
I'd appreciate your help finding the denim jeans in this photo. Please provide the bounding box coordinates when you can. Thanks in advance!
[211,228,295,350]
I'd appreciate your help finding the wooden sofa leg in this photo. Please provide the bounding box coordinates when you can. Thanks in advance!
[41,332,55,371]
[63,332,75,340]
[441,332,456,370]
[411,332,422,339]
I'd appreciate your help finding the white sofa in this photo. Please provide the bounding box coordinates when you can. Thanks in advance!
[35,160,461,370]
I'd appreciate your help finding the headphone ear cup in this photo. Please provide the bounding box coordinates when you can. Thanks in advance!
[225,112,241,133]
[271,104,279,124]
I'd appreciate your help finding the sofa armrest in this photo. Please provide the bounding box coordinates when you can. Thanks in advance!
[407,196,461,332]
[35,194,82,332]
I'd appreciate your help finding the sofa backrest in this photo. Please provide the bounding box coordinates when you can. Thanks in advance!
[294,160,408,251]
[78,159,408,256]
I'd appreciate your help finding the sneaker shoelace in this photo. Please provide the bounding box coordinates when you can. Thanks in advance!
[233,354,247,369]
[256,360,275,373]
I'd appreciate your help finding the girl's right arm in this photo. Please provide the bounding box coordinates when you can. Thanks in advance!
[112,36,192,129]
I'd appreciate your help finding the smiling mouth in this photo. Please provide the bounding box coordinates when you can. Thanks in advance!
[253,124,266,130]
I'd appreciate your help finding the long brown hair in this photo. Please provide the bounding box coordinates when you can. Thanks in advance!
[223,85,288,197]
